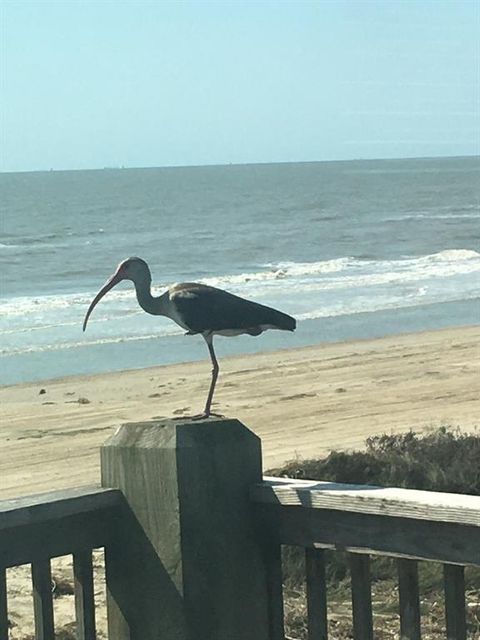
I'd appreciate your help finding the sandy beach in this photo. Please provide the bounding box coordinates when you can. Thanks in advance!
[2,325,480,638]
[1,325,479,501]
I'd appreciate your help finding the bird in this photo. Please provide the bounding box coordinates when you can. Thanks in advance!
[83,257,296,419]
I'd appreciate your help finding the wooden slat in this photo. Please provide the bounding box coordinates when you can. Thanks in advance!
[257,503,480,566]
[397,558,421,640]
[0,486,123,531]
[349,553,373,640]
[265,543,285,640]
[0,567,8,640]
[0,506,122,568]
[305,548,328,640]
[444,564,466,640]
[253,478,480,527]
[32,558,55,640]
[73,549,97,640]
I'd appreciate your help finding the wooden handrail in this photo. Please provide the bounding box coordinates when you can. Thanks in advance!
[0,486,125,569]
[252,476,480,527]
[0,485,124,531]
[251,477,480,566]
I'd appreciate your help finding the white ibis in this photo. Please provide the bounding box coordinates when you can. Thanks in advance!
[83,257,296,418]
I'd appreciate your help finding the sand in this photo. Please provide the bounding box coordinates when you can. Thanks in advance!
[2,325,479,637]
[1,325,479,501]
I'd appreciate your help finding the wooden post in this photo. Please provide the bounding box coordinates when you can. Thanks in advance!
[100,417,270,640]
[397,558,421,640]
[0,567,8,640]
[349,553,373,640]
[305,547,328,640]
[444,564,466,640]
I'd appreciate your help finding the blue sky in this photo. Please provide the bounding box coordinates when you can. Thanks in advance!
[2,0,479,172]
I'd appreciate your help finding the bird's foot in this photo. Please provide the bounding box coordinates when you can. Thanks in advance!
[190,411,225,421]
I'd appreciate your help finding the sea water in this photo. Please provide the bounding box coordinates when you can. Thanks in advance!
[1,156,479,385]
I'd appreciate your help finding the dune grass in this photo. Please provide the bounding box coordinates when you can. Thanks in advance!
[270,426,480,495]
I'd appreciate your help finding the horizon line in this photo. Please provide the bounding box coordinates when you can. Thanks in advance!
[1,153,478,176]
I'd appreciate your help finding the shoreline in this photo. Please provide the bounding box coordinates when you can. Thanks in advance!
[4,297,480,387]
[1,325,479,500]
[2,320,478,390]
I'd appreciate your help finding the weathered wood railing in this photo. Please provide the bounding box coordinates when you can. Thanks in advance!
[251,477,480,639]
[1,417,479,639]
[0,486,124,640]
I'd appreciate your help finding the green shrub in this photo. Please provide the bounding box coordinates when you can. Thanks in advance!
[270,426,480,495]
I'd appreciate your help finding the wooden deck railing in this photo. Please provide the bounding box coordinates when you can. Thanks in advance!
[1,418,479,640]
[0,486,124,640]
[251,477,480,640]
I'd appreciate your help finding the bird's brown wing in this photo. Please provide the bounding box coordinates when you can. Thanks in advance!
[170,284,295,334]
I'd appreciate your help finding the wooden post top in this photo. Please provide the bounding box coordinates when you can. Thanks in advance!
[102,417,261,450]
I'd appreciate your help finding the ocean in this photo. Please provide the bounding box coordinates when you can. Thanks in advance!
[1,156,479,386]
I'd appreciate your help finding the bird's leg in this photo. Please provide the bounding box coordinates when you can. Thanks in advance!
[191,335,223,420]
[204,336,219,416]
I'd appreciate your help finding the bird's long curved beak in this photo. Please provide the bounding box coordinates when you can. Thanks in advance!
[83,272,123,332]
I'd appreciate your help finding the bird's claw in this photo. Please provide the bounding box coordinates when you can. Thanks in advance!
[171,411,225,421]
[190,411,225,421]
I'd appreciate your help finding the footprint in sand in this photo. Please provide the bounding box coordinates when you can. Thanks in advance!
[18,429,46,440]
[65,397,91,404]
[173,407,190,415]
[280,392,317,401]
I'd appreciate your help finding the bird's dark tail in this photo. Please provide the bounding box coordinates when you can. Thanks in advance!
[273,310,296,331]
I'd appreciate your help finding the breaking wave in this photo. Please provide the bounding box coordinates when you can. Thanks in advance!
[1,249,479,358]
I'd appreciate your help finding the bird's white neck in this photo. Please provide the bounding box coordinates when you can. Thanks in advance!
[133,278,166,316]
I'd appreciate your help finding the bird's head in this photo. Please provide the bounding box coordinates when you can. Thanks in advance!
[82,257,151,332]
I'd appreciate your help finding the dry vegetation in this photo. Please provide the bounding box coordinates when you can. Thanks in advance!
[269,427,480,640]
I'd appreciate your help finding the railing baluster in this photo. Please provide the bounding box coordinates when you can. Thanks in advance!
[74,549,97,640]
[444,564,466,640]
[349,553,373,640]
[31,558,55,640]
[0,567,8,640]
[265,543,285,640]
[305,548,328,640]
[397,558,421,640]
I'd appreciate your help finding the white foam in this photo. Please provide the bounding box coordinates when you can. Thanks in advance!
[296,291,480,322]
[1,330,185,356]
[1,249,479,359]
[1,249,479,319]
[0,243,21,249]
